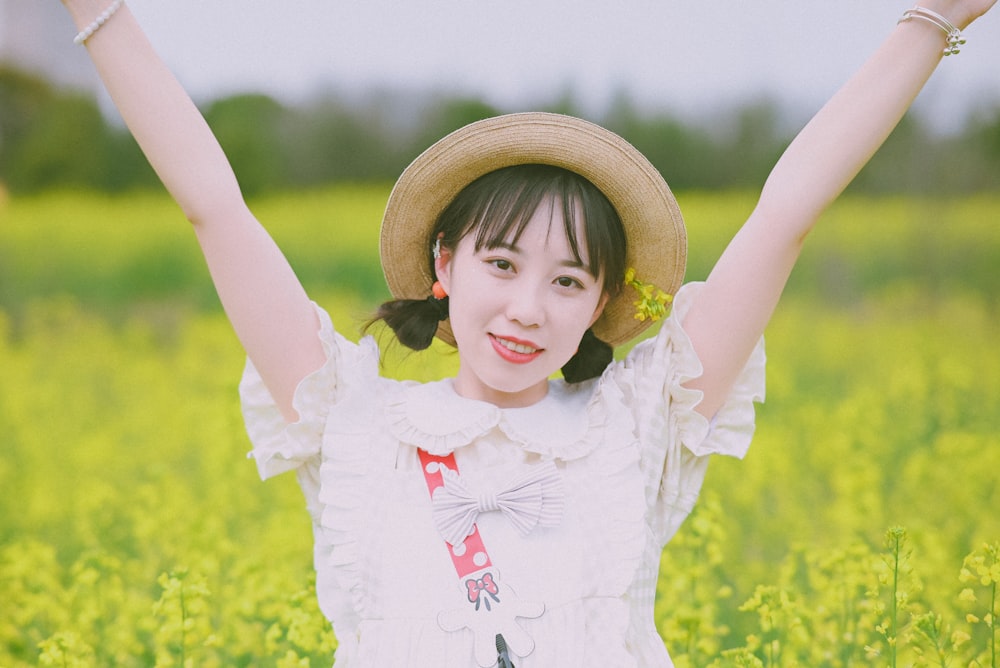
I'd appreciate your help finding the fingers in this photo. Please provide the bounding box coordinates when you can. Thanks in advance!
[498,619,536,658]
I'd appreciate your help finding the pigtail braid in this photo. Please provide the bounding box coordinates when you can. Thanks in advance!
[370,295,449,351]
[561,328,613,383]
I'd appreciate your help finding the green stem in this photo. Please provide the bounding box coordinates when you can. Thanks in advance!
[180,584,187,667]
[688,579,698,661]
[991,578,996,668]
[841,575,854,667]
[890,533,901,668]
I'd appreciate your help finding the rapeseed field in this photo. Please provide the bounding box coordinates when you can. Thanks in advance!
[1,188,998,666]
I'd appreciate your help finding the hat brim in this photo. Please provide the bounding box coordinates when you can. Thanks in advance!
[380,112,686,348]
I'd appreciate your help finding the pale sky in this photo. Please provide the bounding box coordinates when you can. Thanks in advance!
[10,0,1000,131]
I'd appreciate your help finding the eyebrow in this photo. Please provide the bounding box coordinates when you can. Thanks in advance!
[487,241,593,275]
[559,258,587,270]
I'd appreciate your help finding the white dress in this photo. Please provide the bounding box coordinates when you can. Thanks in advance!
[240,282,766,668]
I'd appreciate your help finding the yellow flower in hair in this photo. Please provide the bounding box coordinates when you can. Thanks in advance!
[625,268,673,322]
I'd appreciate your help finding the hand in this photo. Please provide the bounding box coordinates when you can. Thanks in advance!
[436,571,544,667]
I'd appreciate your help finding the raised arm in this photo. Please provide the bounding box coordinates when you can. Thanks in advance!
[681,0,995,418]
[62,0,326,420]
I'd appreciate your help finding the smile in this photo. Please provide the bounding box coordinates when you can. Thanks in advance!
[490,335,543,363]
[496,336,538,354]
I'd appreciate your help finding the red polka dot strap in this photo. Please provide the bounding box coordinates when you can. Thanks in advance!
[417,449,494,578]
[417,448,546,667]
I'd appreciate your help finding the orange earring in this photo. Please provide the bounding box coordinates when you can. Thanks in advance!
[431,281,448,300]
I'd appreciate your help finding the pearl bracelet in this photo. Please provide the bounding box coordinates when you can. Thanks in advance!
[73,0,126,45]
[898,5,967,56]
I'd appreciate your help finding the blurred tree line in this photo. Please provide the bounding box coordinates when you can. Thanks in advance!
[2,63,999,196]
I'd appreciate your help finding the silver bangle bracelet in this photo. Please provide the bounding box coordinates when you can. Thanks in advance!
[898,5,966,56]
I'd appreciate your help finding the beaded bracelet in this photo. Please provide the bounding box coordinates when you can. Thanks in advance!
[898,5,967,56]
[73,0,126,45]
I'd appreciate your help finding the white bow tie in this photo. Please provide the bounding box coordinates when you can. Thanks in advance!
[431,461,565,546]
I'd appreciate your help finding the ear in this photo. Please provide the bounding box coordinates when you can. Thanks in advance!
[434,244,454,294]
[588,292,611,328]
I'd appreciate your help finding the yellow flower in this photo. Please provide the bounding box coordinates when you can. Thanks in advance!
[625,268,674,322]
[958,587,977,604]
[950,629,971,647]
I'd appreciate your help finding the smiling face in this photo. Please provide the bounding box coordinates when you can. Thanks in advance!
[436,196,609,407]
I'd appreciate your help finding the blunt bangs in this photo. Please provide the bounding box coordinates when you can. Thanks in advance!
[433,164,626,297]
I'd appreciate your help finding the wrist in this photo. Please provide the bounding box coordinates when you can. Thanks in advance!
[67,0,127,45]
[898,5,968,55]
[906,1,975,29]
[62,0,109,29]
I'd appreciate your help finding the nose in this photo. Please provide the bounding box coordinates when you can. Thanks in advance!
[505,281,546,328]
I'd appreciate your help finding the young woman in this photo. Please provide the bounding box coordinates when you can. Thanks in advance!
[59,0,996,665]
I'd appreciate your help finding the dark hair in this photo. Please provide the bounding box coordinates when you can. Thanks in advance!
[371,164,626,382]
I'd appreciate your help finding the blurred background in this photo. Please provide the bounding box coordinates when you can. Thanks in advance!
[2,0,999,196]
[3,4,1000,665]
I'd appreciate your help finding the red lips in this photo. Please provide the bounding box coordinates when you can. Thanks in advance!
[489,334,543,364]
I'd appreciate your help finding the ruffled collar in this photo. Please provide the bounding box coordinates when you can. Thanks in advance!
[386,376,622,461]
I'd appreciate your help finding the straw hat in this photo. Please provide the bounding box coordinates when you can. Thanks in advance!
[380,112,687,348]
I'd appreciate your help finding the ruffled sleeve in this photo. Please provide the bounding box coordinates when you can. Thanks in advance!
[239,303,373,482]
[612,281,766,545]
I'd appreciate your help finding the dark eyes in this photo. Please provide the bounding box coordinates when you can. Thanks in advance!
[556,276,583,289]
[487,258,585,289]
